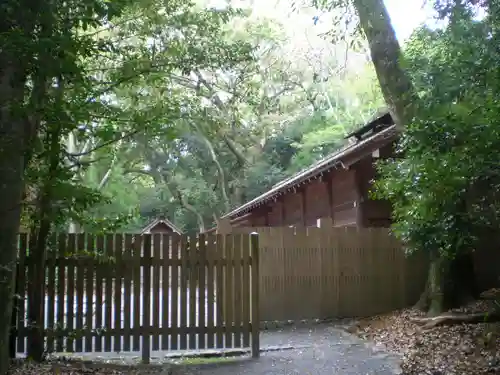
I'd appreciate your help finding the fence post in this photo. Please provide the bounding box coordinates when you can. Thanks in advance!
[250,233,260,358]
[216,218,231,328]
[142,234,152,364]
[9,262,19,359]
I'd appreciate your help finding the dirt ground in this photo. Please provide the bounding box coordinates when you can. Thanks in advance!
[348,289,500,375]
[8,360,179,375]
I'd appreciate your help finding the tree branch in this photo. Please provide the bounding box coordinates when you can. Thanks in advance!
[66,129,141,157]
[410,311,500,329]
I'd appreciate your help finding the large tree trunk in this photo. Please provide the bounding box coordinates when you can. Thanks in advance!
[0,62,30,374]
[351,0,480,316]
[26,119,62,361]
[352,0,418,129]
[26,209,51,361]
[416,251,478,316]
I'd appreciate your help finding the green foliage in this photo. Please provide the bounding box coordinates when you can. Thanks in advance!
[12,0,386,235]
[373,12,500,257]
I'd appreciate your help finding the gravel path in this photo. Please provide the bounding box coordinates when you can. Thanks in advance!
[181,324,403,375]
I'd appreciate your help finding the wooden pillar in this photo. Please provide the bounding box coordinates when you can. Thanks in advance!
[215,217,232,327]
[280,196,286,226]
[353,165,365,228]
[301,188,307,226]
[326,174,334,222]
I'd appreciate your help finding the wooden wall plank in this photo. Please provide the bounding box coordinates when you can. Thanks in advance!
[188,235,197,350]
[241,234,251,348]
[132,235,142,351]
[233,234,242,348]
[206,234,215,349]
[122,234,133,351]
[215,235,224,349]
[179,235,188,350]
[161,234,170,350]
[250,233,260,358]
[152,233,161,351]
[198,233,206,349]
[84,234,95,352]
[94,235,104,352]
[75,233,85,352]
[55,233,66,353]
[113,234,123,352]
[224,234,233,348]
[104,234,114,352]
[170,235,180,350]
[46,233,57,353]
[142,234,152,364]
[65,234,76,352]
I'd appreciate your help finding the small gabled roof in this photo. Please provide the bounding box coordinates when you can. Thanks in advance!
[140,216,182,234]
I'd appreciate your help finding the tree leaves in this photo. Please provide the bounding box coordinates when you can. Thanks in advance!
[373,12,500,257]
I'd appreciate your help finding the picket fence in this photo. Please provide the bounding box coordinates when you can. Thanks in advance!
[15,233,260,361]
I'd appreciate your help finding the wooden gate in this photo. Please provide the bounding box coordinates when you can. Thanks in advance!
[14,232,260,362]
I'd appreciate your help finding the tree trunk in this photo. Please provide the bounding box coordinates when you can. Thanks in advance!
[351,0,481,317]
[352,0,418,129]
[416,251,478,316]
[26,213,51,361]
[26,121,61,361]
[427,254,449,316]
[0,63,29,375]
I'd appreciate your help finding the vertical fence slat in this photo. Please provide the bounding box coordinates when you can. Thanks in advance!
[142,234,152,364]
[123,234,133,352]
[188,235,197,350]
[104,234,114,352]
[16,234,28,354]
[161,234,170,350]
[206,234,215,349]
[198,234,206,350]
[46,233,57,354]
[94,235,104,352]
[84,234,94,352]
[179,235,188,350]
[241,234,251,348]
[75,234,85,352]
[66,234,76,352]
[114,234,123,352]
[152,233,161,351]
[233,234,242,348]
[250,233,260,358]
[224,234,233,349]
[170,235,179,350]
[55,233,66,352]
[132,235,142,351]
[215,235,224,349]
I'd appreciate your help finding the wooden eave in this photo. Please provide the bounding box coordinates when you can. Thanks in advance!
[222,117,397,220]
